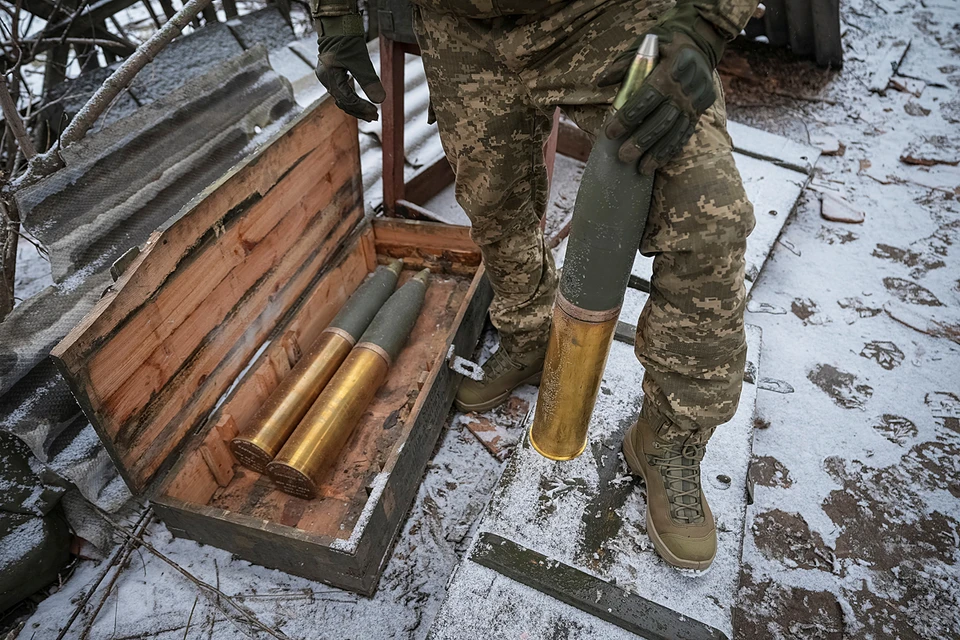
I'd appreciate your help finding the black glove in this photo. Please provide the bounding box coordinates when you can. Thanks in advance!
[598,6,727,174]
[315,15,386,122]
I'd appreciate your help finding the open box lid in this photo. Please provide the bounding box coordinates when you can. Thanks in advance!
[52,96,366,497]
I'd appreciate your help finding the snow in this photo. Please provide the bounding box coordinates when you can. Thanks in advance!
[13,0,960,636]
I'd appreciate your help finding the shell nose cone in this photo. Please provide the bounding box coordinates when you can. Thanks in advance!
[385,258,403,277]
[412,268,431,286]
[639,33,658,57]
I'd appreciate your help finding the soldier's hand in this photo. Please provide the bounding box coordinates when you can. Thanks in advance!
[598,9,726,174]
[316,15,386,122]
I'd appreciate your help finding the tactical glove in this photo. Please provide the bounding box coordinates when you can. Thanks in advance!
[598,5,727,174]
[315,15,386,122]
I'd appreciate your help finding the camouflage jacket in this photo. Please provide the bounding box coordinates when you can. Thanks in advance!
[312,0,757,41]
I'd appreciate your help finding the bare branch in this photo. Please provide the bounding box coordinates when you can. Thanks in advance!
[21,36,137,51]
[59,0,212,147]
[0,75,36,158]
[97,512,291,640]
[13,0,212,187]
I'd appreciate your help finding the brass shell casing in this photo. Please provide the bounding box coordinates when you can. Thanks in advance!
[267,345,390,499]
[231,330,354,472]
[529,296,619,461]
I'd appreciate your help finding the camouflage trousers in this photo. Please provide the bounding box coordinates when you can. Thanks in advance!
[413,0,755,438]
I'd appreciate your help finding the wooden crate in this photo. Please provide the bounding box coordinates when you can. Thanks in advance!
[52,97,491,595]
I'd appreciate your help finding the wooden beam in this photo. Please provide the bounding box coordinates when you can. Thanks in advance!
[380,35,406,216]
[404,157,454,206]
[557,119,592,163]
[39,0,143,39]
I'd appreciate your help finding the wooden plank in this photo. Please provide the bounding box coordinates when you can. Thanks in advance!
[405,157,455,207]
[868,40,911,94]
[762,0,790,47]
[726,121,820,174]
[121,198,361,488]
[811,0,842,68]
[373,217,478,255]
[561,118,821,175]
[89,136,350,415]
[199,436,235,487]
[52,99,364,495]
[373,217,481,275]
[786,0,814,57]
[381,35,406,215]
[557,119,592,163]
[155,498,372,593]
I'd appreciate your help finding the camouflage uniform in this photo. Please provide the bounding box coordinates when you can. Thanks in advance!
[408,0,756,440]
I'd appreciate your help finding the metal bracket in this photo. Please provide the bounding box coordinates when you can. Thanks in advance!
[110,245,141,282]
[446,345,484,381]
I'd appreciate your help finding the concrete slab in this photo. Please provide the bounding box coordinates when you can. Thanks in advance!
[737,153,810,283]
[619,285,647,327]
[430,326,762,639]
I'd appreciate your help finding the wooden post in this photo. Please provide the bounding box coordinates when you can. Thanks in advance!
[157,0,176,19]
[221,0,238,19]
[380,34,406,217]
[201,2,218,23]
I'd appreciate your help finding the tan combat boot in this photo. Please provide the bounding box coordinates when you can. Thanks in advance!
[622,418,716,570]
[455,347,544,412]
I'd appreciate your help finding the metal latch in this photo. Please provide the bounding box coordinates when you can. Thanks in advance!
[446,345,484,381]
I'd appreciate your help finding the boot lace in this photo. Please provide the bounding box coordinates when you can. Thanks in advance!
[482,348,517,381]
[651,438,706,524]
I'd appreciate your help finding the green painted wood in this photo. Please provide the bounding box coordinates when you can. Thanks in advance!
[471,533,728,640]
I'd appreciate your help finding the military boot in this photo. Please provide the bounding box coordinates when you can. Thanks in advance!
[622,418,716,570]
[455,347,545,412]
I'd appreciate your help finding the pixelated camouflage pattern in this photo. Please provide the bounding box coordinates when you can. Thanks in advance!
[313,0,758,46]
[311,0,355,19]
[690,0,758,38]
[415,0,754,438]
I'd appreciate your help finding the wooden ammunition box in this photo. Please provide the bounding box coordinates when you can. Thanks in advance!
[52,97,491,595]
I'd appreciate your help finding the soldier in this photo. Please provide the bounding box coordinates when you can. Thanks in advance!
[312,0,756,570]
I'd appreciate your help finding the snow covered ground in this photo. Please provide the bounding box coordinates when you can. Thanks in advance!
[12,0,960,637]
[723,0,960,636]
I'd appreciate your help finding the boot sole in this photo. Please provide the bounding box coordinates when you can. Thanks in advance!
[622,425,716,572]
[454,371,542,413]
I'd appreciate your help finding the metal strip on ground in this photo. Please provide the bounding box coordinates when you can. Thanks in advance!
[471,532,728,640]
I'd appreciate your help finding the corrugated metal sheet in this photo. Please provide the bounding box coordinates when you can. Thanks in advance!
[276,38,447,214]
[3,42,299,514]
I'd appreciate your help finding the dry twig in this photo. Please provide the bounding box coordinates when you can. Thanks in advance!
[97,512,291,640]
[0,75,35,159]
[55,508,154,640]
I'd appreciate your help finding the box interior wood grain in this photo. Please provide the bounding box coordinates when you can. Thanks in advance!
[52,96,491,595]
